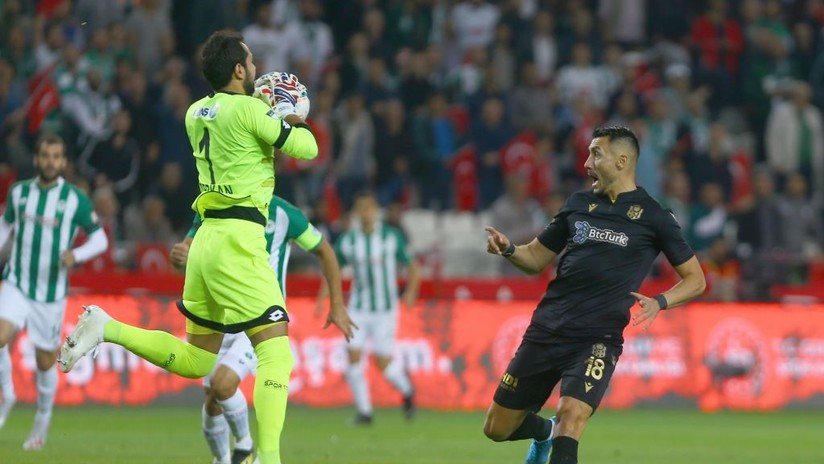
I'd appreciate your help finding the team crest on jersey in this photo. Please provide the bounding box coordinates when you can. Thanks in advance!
[573,221,628,247]
[588,203,597,212]
[627,205,643,220]
[592,343,606,358]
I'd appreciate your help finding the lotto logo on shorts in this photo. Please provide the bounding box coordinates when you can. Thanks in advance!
[500,373,519,391]
[268,309,288,323]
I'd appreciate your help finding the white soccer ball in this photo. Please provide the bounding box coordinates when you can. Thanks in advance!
[254,71,311,119]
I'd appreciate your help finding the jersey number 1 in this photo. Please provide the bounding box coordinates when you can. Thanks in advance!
[199,128,216,184]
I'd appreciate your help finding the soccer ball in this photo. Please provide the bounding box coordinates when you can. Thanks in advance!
[254,71,311,119]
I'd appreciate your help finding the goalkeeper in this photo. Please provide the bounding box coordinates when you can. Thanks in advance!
[59,30,315,464]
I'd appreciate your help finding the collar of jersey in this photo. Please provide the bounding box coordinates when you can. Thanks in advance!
[210,90,243,97]
[32,176,65,191]
[593,186,645,203]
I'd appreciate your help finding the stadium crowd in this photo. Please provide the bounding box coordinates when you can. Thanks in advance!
[1,0,824,300]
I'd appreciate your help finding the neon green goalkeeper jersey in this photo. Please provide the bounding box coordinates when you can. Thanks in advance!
[184,91,317,218]
[187,195,323,294]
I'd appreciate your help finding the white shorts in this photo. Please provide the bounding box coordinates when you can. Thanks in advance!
[347,311,398,357]
[0,282,66,351]
[203,333,257,388]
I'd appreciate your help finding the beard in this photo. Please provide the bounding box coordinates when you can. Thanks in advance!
[243,73,255,96]
[37,168,60,183]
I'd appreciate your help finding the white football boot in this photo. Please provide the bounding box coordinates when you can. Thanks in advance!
[58,305,111,373]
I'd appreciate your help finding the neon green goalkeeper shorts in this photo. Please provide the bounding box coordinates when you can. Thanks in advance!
[177,217,288,333]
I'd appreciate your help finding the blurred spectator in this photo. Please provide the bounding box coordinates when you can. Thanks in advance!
[472,97,513,209]
[636,91,677,198]
[93,185,122,243]
[598,0,646,46]
[690,0,744,106]
[689,182,727,252]
[384,201,409,241]
[450,0,500,54]
[55,44,88,96]
[400,51,436,112]
[125,0,173,75]
[62,67,122,155]
[489,174,543,275]
[80,110,140,207]
[1,25,36,81]
[84,28,115,84]
[157,82,192,167]
[363,57,394,115]
[35,20,65,71]
[508,61,552,132]
[558,6,603,66]
[292,0,334,87]
[519,10,557,84]
[0,60,25,134]
[606,89,642,126]
[374,99,412,205]
[123,194,176,243]
[412,92,456,211]
[338,32,370,95]
[662,170,692,232]
[488,22,515,91]
[362,8,392,64]
[702,237,740,302]
[778,173,823,259]
[334,93,375,208]
[74,0,125,35]
[686,122,734,200]
[149,163,193,234]
[242,1,299,73]
[732,168,783,254]
[765,81,824,200]
[555,42,611,110]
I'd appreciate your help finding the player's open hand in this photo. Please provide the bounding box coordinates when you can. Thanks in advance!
[324,301,357,341]
[485,227,511,255]
[169,241,190,271]
[630,291,661,330]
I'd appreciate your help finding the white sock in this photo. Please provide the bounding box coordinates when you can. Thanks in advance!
[35,366,57,417]
[217,389,251,449]
[202,406,230,463]
[382,359,413,396]
[0,346,15,402]
[344,361,372,415]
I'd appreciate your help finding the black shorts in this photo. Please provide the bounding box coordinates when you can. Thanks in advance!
[493,338,622,413]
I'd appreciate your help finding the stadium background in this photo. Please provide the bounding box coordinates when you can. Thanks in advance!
[2,0,824,463]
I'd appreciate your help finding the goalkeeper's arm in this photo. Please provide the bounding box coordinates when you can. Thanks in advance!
[275,114,318,161]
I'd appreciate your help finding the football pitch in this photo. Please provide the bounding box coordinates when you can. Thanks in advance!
[1,405,822,463]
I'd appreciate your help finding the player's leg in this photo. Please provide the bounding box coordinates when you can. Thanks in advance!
[59,305,222,377]
[343,311,372,424]
[485,339,559,464]
[246,323,292,464]
[550,341,623,464]
[0,319,18,429]
[210,336,255,462]
[373,312,414,419]
[17,296,67,450]
[202,384,231,464]
[0,283,29,429]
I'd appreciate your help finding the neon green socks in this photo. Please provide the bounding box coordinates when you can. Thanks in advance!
[252,336,294,464]
[103,320,216,379]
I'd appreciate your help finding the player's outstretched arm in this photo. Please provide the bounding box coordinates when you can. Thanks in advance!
[631,256,706,329]
[312,239,356,340]
[485,226,557,275]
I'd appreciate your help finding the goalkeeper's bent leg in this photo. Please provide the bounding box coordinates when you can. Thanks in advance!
[104,321,217,378]
[251,335,293,464]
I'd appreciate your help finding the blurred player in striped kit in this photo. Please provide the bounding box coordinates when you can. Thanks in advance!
[171,194,354,464]
[0,134,109,449]
[335,191,421,425]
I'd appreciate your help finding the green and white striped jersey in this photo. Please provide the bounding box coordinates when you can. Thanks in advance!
[334,223,411,313]
[188,196,323,294]
[2,178,100,302]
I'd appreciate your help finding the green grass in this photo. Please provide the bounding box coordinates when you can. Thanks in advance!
[1,405,822,463]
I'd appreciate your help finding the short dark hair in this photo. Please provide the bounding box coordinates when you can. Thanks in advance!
[35,133,65,155]
[353,190,378,204]
[201,30,248,91]
[592,125,640,159]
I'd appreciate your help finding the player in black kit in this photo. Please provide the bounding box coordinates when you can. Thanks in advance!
[482,126,706,464]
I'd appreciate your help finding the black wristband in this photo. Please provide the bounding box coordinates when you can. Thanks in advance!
[502,243,516,257]
[654,294,668,310]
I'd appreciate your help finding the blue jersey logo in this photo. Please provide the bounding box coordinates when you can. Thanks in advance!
[573,221,629,247]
